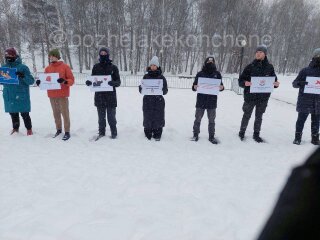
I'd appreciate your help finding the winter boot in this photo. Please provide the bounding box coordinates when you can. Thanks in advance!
[153,128,162,141]
[110,127,117,139]
[293,132,302,145]
[311,133,320,145]
[10,129,19,135]
[239,131,245,141]
[62,132,71,141]
[253,132,264,143]
[144,128,152,140]
[27,129,33,136]
[209,135,218,144]
[95,133,105,141]
[53,129,62,138]
[191,133,199,142]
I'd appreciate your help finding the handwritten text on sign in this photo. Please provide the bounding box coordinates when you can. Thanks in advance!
[197,77,221,95]
[141,79,163,95]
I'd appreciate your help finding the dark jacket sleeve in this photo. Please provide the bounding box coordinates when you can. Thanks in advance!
[292,69,306,88]
[239,65,251,88]
[162,76,168,95]
[257,148,320,240]
[139,74,148,93]
[91,64,97,76]
[271,65,279,88]
[110,65,121,87]
[219,72,224,92]
[192,73,199,91]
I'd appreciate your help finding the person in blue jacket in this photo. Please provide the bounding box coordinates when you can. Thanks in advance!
[1,48,35,135]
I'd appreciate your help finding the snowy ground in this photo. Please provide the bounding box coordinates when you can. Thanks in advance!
[0,82,317,240]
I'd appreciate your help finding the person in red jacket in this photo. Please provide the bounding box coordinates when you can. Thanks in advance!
[36,49,74,141]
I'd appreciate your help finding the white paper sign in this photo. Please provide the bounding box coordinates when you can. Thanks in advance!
[197,77,221,95]
[38,73,61,90]
[89,75,113,92]
[304,77,320,94]
[141,79,163,95]
[250,77,276,93]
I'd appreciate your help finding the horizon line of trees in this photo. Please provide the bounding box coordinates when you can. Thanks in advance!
[0,0,319,75]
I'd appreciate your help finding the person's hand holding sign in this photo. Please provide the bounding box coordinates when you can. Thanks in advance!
[273,81,280,87]
[85,80,92,86]
[16,71,25,79]
[245,81,252,86]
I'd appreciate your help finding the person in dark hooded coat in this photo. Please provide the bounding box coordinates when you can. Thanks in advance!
[139,56,168,141]
[86,47,121,140]
[238,45,280,143]
[191,56,224,144]
[257,147,320,240]
[292,48,320,145]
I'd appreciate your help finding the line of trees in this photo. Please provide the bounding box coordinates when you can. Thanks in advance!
[0,0,319,75]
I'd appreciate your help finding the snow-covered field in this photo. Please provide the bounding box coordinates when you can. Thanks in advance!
[0,81,316,240]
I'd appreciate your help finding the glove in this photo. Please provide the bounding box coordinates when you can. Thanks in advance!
[16,71,25,78]
[163,87,168,95]
[139,85,142,93]
[57,78,65,84]
[36,80,41,86]
[108,81,116,87]
[298,81,308,87]
[86,80,92,86]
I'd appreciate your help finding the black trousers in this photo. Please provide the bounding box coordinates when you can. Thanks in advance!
[10,112,32,130]
[240,100,268,133]
[295,112,320,135]
[97,107,117,135]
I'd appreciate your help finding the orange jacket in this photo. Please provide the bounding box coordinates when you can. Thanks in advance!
[44,61,75,98]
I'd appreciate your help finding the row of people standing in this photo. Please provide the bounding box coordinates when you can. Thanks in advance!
[1,46,320,145]
[189,45,320,145]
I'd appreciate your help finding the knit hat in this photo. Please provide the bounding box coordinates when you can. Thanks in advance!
[49,49,61,59]
[256,45,268,55]
[149,56,160,68]
[5,48,17,57]
[313,48,320,58]
[99,47,110,55]
[205,56,215,64]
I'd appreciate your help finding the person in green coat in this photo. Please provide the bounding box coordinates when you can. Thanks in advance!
[1,48,35,135]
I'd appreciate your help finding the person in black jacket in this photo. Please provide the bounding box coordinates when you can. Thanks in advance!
[292,48,320,145]
[139,56,168,141]
[191,56,224,144]
[257,147,320,240]
[238,45,279,143]
[86,47,121,140]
